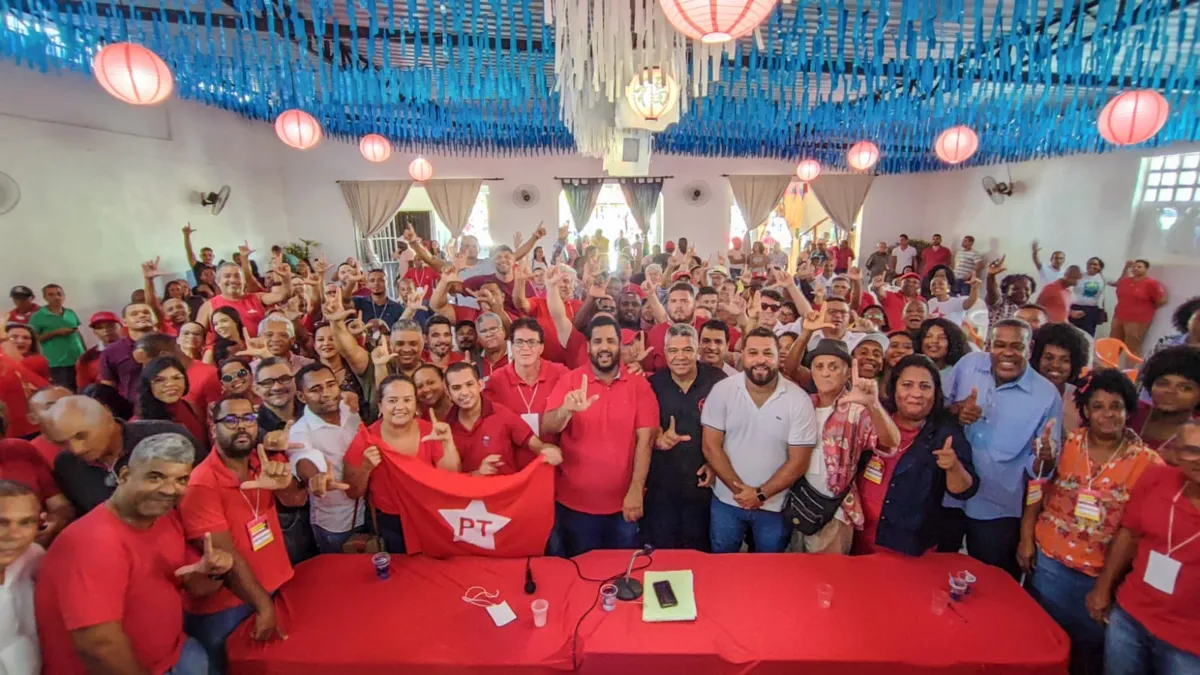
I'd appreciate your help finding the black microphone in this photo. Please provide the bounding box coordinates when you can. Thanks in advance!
[613,545,654,601]
[524,556,536,594]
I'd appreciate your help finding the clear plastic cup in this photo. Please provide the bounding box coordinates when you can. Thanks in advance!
[600,584,618,612]
[957,570,977,594]
[371,553,391,580]
[531,599,548,627]
[932,590,950,615]
[949,577,968,602]
[817,583,834,609]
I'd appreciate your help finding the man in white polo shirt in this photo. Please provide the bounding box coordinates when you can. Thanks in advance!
[701,327,818,553]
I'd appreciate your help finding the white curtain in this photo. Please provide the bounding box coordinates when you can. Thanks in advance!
[340,180,412,264]
[728,175,793,241]
[425,179,483,238]
[808,174,875,238]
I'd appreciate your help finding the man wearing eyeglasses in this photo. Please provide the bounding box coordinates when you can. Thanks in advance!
[485,318,570,454]
[44,395,203,514]
[253,357,319,563]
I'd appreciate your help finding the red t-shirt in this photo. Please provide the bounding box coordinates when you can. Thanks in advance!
[478,352,510,381]
[1115,277,1167,324]
[919,246,953,276]
[546,367,659,514]
[424,350,467,370]
[1036,282,1073,324]
[75,347,102,391]
[1116,465,1200,654]
[855,423,921,554]
[30,434,61,468]
[211,294,268,337]
[344,420,445,515]
[178,450,294,614]
[644,317,708,372]
[879,291,924,335]
[463,274,537,318]
[23,354,50,381]
[184,360,224,428]
[4,305,39,325]
[0,438,61,503]
[35,506,193,675]
[526,297,582,365]
[0,353,48,438]
[485,359,569,464]
[834,246,855,270]
[446,400,534,474]
[403,266,441,300]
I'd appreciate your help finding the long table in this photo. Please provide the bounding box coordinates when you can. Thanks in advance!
[226,550,1068,675]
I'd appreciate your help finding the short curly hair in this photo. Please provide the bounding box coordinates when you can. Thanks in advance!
[1171,296,1200,335]
[1001,273,1038,297]
[916,317,971,367]
[1032,323,1091,384]
[1140,345,1200,408]
[1074,368,1138,424]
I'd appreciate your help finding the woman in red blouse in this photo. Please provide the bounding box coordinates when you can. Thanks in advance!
[4,323,50,381]
[135,355,209,447]
[1110,259,1168,357]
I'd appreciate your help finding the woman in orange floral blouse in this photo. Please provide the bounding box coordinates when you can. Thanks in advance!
[1018,368,1162,675]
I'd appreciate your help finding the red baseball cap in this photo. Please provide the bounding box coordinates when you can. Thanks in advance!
[664,241,676,252]
[896,272,922,282]
[671,269,692,281]
[88,311,121,327]
[620,329,639,346]
[621,283,646,299]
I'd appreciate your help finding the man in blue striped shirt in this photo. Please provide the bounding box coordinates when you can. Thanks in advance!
[938,318,1063,578]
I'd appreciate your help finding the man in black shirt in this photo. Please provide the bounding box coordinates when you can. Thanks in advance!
[44,396,201,513]
[646,323,726,551]
[253,356,317,564]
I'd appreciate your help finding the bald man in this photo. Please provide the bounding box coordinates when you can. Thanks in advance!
[44,396,203,514]
[26,385,72,468]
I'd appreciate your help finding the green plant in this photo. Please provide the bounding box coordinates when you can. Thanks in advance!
[283,239,320,262]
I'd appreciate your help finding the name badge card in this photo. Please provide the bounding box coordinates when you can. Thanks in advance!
[247,516,275,552]
[1144,550,1181,595]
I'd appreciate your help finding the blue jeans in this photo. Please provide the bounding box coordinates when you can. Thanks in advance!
[375,511,407,554]
[549,503,638,557]
[165,636,210,675]
[709,497,791,553]
[1028,550,1105,675]
[1105,604,1200,675]
[312,523,364,554]
[185,603,255,675]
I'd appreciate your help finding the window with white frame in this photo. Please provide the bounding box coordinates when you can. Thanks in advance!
[559,184,662,271]
[1143,153,1200,205]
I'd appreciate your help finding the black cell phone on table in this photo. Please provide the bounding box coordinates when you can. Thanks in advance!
[652,580,678,608]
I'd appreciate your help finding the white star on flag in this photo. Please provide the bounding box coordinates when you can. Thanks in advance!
[438,499,511,550]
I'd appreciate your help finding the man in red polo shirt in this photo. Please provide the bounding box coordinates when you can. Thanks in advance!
[444,362,562,475]
[179,395,296,669]
[544,316,658,556]
[485,318,570,454]
[423,315,467,370]
[35,433,236,675]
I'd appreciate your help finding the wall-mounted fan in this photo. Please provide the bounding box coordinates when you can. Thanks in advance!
[0,172,19,215]
[512,185,540,209]
[200,185,231,215]
[981,176,1013,205]
[682,180,710,207]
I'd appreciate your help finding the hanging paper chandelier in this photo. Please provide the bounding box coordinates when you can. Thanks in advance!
[795,159,821,182]
[359,134,392,163]
[847,141,880,171]
[91,42,174,105]
[409,157,434,182]
[1097,90,1170,146]
[658,0,779,43]
[626,68,679,122]
[934,126,980,164]
[274,110,322,150]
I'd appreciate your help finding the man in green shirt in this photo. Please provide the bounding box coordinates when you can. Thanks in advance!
[28,284,86,390]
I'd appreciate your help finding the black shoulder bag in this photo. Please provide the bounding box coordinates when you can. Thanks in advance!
[785,450,874,536]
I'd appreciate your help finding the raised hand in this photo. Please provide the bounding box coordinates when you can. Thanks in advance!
[655,415,692,450]
[1031,240,1041,255]
[402,223,419,243]
[345,311,366,337]
[802,306,835,333]
[308,464,349,498]
[513,231,524,250]
[870,274,885,292]
[796,260,814,281]
[142,257,165,279]
[312,254,330,278]
[240,445,295,491]
[476,454,505,476]
[239,241,255,258]
[841,360,880,408]
[1036,419,1058,462]
[847,266,863,282]
[422,410,454,443]
[532,223,547,241]
[174,533,234,578]
[562,374,600,413]
[370,342,397,368]
[237,330,272,359]
[933,435,959,472]
[262,421,302,453]
[626,332,653,364]
[272,261,292,280]
[957,387,982,425]
[406,286,428,309]
[967,273,982,290]
[183,223,196,236]
[989,254,1008,275]
[513,261,533,282]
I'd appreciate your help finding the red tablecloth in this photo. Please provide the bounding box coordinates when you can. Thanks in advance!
[227,551,1068,675]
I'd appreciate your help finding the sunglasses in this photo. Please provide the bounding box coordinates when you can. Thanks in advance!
[760,303,781,312]
[221,368,250,383]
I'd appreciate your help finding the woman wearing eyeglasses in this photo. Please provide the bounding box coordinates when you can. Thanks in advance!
[343,375,462,552]
[136,355,210,450]
[1018,369,1162,675]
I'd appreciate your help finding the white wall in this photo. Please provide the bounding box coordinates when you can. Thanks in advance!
[0,63,289,330]
[860,146,1200,347]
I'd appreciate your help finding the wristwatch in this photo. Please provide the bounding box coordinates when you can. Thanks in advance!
[755,489,767,503]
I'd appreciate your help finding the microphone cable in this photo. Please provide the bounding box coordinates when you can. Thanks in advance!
[566,553,654,670]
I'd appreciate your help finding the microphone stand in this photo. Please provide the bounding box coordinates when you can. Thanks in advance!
[613,546,653,601]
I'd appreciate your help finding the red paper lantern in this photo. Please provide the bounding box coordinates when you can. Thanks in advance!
[795,159,821,182]
[1098,90,1169,145]
[91,42,174,105]
[934,125,979,164]
[359,134,392,163]
[658,0,778,43]
[847,141,880,171]
[409,157,434,182]
[274,110,322,150]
